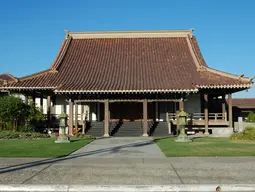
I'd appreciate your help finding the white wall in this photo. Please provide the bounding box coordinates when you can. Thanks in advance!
[55,95,98,121]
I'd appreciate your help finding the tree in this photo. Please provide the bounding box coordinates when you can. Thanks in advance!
[0,96,44,131]
[0,96,26,131]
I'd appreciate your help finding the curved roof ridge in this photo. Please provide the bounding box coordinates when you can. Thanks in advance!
[203,67,252,83]
[51,36,72,70]
[189,36,208,67]
[185,34,201,70]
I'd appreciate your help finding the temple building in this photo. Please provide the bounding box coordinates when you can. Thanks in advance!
[1,29,254,137]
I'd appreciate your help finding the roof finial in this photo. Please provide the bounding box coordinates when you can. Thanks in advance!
[190,28,194,37]
[64,30,70,39]
[249,76,255,83]
[237,74,244,81]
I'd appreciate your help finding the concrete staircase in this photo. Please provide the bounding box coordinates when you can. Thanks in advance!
[84,121,169,137]
[110,122,143,137]
[85,122,104,137]
[148,121,169,137]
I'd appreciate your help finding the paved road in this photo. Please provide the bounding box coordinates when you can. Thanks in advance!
[70,137,165,158]
[1,156,255,185]
[0,137,255,185]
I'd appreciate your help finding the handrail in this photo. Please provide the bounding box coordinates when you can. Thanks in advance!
[168,112,227,121]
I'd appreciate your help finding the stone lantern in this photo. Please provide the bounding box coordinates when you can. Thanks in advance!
[175,110,192,142]
[55,112,70,143]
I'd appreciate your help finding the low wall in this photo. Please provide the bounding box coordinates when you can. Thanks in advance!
[234,122,255,133]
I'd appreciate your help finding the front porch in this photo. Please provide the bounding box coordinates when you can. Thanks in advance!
[57,93,234,137]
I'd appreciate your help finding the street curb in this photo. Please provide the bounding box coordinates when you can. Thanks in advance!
[0,184,255,191]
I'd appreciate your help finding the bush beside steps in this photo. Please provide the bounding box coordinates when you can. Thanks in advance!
[230,126,255,140]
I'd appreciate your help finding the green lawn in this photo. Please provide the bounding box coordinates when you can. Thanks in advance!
[155,137,255,157]
[0,138,93,158]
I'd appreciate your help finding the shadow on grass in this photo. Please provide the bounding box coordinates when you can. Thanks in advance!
[0,138,157,174]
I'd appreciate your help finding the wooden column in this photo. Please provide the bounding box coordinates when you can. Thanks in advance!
[68,98,74,135]
[155,101,159,121]
[75,102,78,129]
[222,94,226,120]
[228,93,233,128]
[142,99,149,136]
[179,100,184,111]
[47,96,51,129]
[81,105,85,134]
[204,94,209,135]
[104,100,109,137]
[97,103,100,121]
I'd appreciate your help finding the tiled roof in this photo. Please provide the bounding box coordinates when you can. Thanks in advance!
[228,98,255,108]
[0,73,17,86]
[1,30,253,93]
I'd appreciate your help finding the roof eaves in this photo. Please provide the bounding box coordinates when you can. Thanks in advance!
[54,89,199,94]
[196,83,253,89]
[1,86,56,90]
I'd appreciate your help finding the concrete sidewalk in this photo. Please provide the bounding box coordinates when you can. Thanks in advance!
[70,137,165,158]
[1,184,255,191]
[0,157,255,185]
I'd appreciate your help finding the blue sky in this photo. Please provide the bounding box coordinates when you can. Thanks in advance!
[0,0,254,98]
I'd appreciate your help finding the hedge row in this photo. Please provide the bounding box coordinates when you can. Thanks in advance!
[0,131,50,140]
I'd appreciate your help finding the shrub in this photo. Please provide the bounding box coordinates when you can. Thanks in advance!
[245,112,255,122]
[230,126,255,140]
[0,131,50,140]
[243,126,255,135]
[19,125,35,132]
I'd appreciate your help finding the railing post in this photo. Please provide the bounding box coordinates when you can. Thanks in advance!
[214,114,217,121]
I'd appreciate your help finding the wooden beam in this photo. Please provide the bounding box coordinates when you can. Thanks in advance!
[228,93,233,128]
[204,94,209,135]
[75,99,181,103]
[142,99,149,136]
[148,99,180,102]
[75,102,78,129]
[68,98,74,135]
[104,100,110,137]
